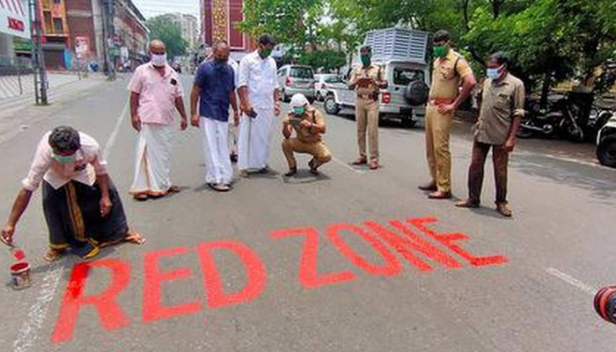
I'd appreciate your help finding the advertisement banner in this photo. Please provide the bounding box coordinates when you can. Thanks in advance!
[0,0,30,39]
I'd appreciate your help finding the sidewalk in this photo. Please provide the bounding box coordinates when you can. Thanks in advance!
[0,72,90,101]
[0,73,107,144]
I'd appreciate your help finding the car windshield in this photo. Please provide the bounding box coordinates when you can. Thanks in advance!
[393,68,425,85]
[290,67,314,79]
[324,75,340,83]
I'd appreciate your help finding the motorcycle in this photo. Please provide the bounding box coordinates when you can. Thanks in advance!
[517,94,586,142]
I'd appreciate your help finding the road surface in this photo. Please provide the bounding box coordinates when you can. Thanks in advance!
[0,74,615,352]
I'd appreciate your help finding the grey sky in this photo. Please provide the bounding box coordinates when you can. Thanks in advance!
[132,0,200,19]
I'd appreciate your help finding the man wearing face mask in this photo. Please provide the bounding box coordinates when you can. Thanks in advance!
[456,52,525,217]
[0,127,145,262]
[127,40,188,201]
[419,30,477,200]
[237,34,281,177]
[190,40,239,192]
[281,94,332,177]
[348,45,387,170]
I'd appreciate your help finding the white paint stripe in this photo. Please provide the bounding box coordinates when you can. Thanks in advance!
[545,267,597,296]
[332,157,366,174]
[103,101,129,160]
[12,265,62,352]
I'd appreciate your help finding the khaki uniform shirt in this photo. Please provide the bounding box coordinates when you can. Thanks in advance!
[429,49,473,100]
[284,108,325,143]
[349,64,386,97]
[473,74,526,145]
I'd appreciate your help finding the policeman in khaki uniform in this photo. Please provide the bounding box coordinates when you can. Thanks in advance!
[419,30,476,199]
[348,45,388,170]
[282,94,332,177]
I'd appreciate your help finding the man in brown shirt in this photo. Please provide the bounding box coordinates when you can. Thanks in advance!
[456,52,525,217]
[419,30,476,199]
[348,45,388,170]
[282,94,332,177]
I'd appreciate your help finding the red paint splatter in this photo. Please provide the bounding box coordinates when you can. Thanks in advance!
[52,259,131,343]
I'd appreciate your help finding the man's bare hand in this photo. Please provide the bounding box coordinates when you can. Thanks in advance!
[191,114,200,128]
[180,117,188,131]
[505,139,516,153]
[274,103,281,116]
[300,120,312,129]
[131,115,141,132]
[1,225,15,246]
[100,197,112,217]
[437,104,455,115]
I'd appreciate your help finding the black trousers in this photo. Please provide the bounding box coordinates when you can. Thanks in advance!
[467,141,509,205]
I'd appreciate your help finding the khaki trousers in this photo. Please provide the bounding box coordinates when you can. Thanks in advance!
[282,138,332,169]
[425,105,453,192]
[356,98,379,161]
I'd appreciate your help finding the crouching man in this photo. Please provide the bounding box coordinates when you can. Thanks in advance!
[282,94,332,177]
[1,126,145,262]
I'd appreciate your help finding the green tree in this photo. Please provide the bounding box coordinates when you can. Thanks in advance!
[298,49,347,72]
[146,16,189,60]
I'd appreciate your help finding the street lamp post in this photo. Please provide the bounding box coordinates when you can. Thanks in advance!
[29,0,48,105]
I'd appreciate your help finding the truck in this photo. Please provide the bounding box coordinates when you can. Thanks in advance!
[323,27,431,127]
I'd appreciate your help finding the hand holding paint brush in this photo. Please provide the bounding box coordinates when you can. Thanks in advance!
[1,225,15,247]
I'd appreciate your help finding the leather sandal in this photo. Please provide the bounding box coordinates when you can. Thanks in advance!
[455,200,480,208]
[496,203,513,217]
[428,191,452,199]
[352,157,368,165]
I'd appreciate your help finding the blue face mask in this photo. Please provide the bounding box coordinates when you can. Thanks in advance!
[52,153,76,164]
[293,107,306,116]
[487,65,504,80]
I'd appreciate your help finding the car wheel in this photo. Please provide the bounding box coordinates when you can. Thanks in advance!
[324,95,340,115]
[597,135,616,168]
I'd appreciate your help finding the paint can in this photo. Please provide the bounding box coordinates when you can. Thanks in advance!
[11,261,31,290]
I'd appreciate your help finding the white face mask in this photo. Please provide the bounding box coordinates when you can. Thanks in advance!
[151,53,167,67]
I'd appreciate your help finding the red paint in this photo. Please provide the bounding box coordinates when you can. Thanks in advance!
[196,240,266,309]
[364,220,462,271]
[327,223,402,276]
[407,217,508,267]
[10,262,29,272]
[270,228,356,289]
[142,247,201,323]
[52,259,131,343]
[12,248,26,262]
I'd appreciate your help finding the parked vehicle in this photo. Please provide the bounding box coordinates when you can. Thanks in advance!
[597,113,616,168]
[517,94,586,142]
[314,74,340,101]
[277,65,316,102]
[324,28,430,127]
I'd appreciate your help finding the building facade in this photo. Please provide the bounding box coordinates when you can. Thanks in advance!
[163,13,199,50]
[0,0,30,64]
[201,0,251,52]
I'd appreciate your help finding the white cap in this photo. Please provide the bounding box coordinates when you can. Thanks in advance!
[290,94,309,108]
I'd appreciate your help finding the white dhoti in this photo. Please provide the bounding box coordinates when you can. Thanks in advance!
[130,123,174,196]
[228,122,238,156]
[237,107,274,171]
[201,117,233,185]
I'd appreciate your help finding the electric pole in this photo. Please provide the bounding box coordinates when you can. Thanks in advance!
[101,0,116,81]
[29,0,48,105]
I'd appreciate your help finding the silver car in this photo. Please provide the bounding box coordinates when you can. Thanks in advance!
[277,65,316,102]
[315,74,340,102]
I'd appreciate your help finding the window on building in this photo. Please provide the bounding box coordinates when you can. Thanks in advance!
[53,18,63,33]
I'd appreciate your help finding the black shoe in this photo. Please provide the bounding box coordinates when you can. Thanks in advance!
[285,167,298,177]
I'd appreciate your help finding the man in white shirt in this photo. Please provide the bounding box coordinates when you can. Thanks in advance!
[237,34,281,176]
[0,127,145,262]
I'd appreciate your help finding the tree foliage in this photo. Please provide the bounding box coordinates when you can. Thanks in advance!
[239,0,616,98]
[146,16,189,60]
[298,50,347,72]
